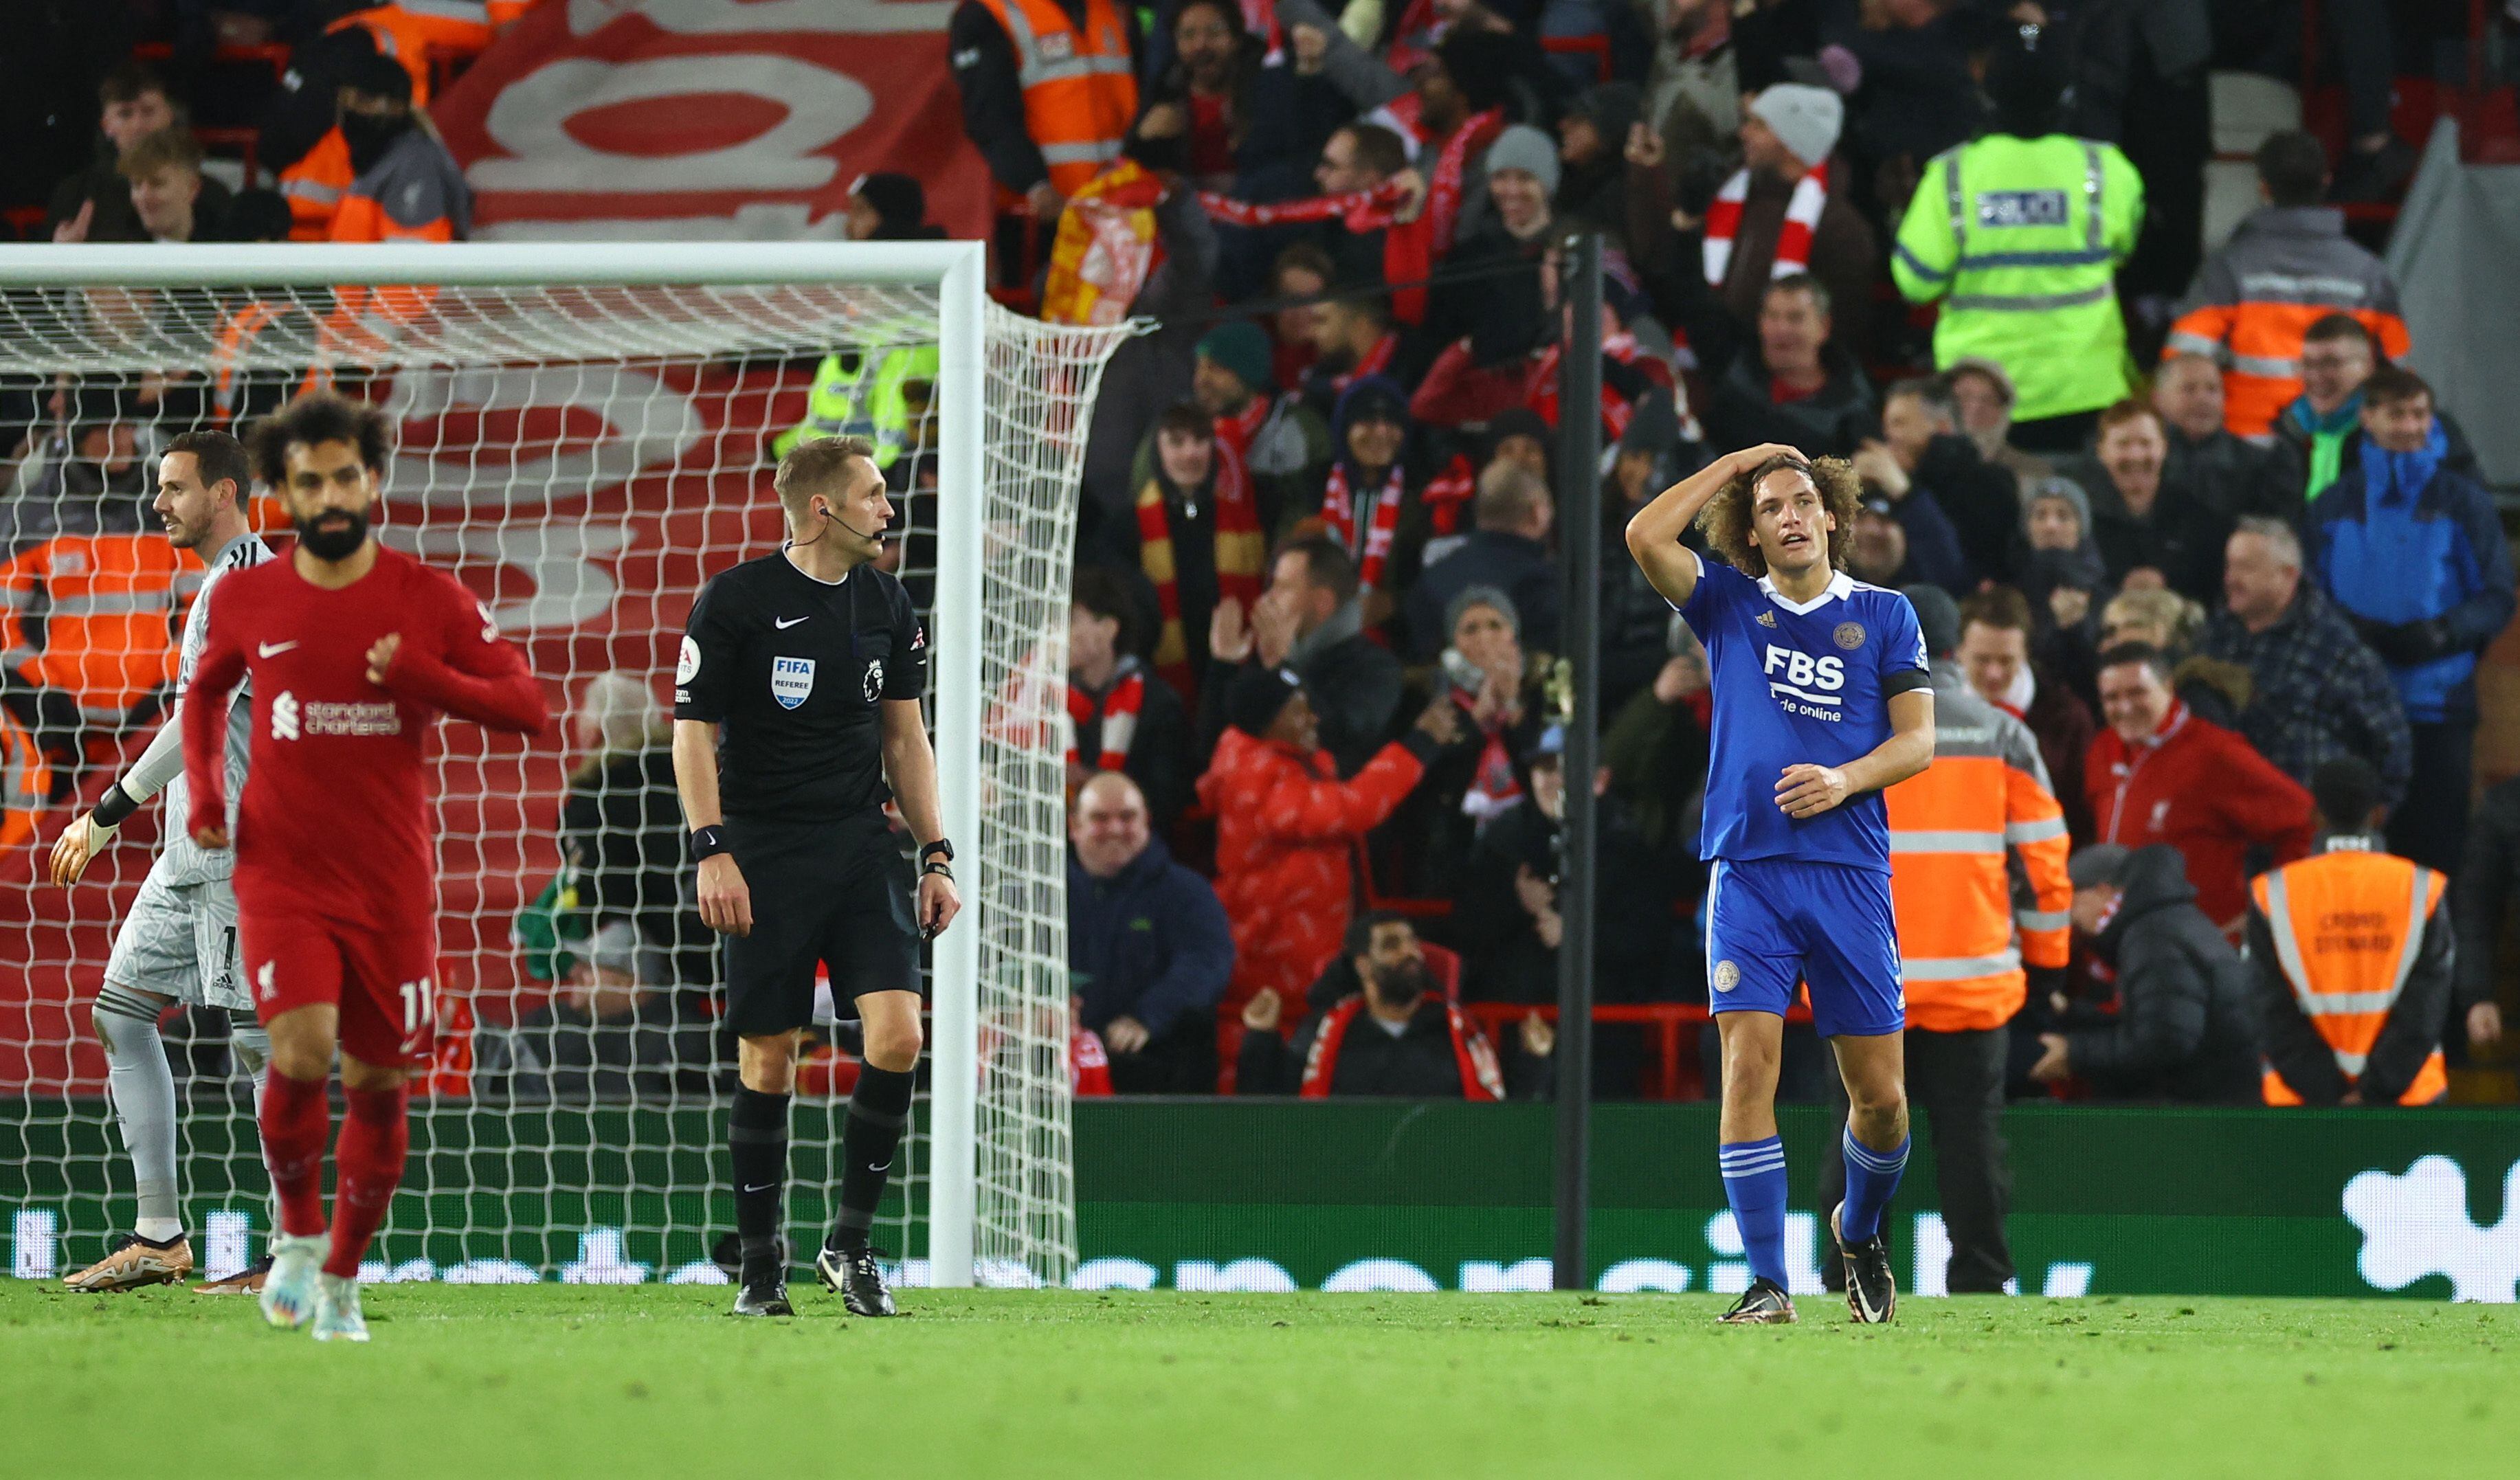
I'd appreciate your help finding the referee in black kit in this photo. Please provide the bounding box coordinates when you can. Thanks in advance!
[672,434,961,1318]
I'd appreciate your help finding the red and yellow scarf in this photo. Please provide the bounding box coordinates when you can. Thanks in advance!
[1040,160,1168,327]
[1135,454,1265,699]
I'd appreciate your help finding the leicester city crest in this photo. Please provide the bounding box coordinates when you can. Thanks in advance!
[772,656,815,710]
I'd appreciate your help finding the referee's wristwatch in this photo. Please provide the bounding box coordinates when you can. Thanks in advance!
[919,838,955,881]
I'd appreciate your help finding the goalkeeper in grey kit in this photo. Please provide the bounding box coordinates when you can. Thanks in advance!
[673,434,960,1317]
[52,431,276,1294]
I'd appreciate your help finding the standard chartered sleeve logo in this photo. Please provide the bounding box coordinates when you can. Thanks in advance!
[271,691,300,741]
[2343,1156,2520,1302]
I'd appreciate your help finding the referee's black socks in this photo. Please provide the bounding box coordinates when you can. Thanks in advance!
[828,1064,914,1255]
[730,1086,791,1271]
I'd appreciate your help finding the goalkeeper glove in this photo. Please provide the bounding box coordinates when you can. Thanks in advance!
[49,809,119,886]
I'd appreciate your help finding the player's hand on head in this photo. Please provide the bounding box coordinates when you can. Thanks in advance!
[364,632,402,685]
[1774,763,1851,819]
[697,853,752,936]
[917,868,960,939]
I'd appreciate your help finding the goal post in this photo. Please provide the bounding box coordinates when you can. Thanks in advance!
[0,241,1131,1291]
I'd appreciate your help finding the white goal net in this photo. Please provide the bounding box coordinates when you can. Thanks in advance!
[0,243,1130,1291]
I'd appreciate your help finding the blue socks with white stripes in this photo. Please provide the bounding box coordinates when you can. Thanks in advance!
[1718,1136,1789,1288]
[1839,1128,1910,1244]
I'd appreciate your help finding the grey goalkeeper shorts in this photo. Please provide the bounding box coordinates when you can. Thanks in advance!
[102,856,248,1011]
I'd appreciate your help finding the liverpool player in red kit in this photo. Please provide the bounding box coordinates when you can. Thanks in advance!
[182,394,548,1341]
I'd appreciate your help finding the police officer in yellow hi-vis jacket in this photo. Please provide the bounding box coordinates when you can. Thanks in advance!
[2246,756,2454,1106]
[1891,25,2144,453]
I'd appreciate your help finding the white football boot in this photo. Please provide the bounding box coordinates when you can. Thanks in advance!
[311,1272,370,1343]
[258,1233,326,1330]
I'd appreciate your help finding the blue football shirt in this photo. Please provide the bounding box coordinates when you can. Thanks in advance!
[1675,553,1930,873]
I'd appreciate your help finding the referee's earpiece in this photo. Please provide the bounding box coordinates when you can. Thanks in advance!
[821,498,884,545]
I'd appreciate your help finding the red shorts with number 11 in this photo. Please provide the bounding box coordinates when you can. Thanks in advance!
[241,909,438,1070]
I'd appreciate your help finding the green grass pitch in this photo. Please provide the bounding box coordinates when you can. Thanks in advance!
[5,1282,2513,1478]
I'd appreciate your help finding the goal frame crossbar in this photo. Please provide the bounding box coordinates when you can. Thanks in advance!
[0,240,992,1288]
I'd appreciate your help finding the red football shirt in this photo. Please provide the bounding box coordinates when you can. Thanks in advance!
[181,544,548,935]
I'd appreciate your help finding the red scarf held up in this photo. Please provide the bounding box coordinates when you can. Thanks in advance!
[1702,161,1831,289]
[1067,657,1146,771]
[1381,0,1446,77]
[1300,994,1504,1099]
[1425,106,1506,256]
[1199,181,1434,323]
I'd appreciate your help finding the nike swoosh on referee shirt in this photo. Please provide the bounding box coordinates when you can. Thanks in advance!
[774,616,810,629]
[258,640,299,658]
[742,1182,776,1193]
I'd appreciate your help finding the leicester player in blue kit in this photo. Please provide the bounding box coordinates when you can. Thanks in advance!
[1625,443,1937,1323]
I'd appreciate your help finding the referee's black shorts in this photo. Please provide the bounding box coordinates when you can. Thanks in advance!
[720,809,922,1038]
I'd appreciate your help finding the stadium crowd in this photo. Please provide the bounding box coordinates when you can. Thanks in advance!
[3,2,2514,1110]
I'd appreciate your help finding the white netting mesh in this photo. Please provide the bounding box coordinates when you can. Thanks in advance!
[0,264,1130,1291]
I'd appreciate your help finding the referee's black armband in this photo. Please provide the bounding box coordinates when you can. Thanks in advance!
[689,825,731,862]
[93,783,141,828]
[1882,666,1934,697]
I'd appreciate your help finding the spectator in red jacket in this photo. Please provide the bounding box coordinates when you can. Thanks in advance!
[2087,642,2314,937]
[1196,665,1462,1025]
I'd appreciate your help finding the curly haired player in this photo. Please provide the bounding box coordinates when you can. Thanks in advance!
[1626,442,1936,1324]
[182,394,548,1341]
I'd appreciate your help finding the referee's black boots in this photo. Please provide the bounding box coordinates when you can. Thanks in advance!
[816,1244,897,1316]
[733,1264,794,1317]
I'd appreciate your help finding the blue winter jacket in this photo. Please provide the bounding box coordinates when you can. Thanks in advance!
[2305,425,2517,722]
[1067,836,1235,1039]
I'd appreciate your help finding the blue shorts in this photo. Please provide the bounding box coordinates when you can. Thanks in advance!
[1704,857,1905,1039]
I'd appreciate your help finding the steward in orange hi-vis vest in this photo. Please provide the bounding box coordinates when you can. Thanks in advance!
[1822,659,2071,1294]
[2247,834,2453,1106]
[1886,668,2073,1032]
[968,0,1139,197]
[0,531,200,726]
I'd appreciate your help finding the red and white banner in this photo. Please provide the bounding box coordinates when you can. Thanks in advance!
[434,0,991,241]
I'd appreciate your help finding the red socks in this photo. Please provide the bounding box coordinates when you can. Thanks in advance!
[259,1069,330,1237]
[325,1083,410,1279]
